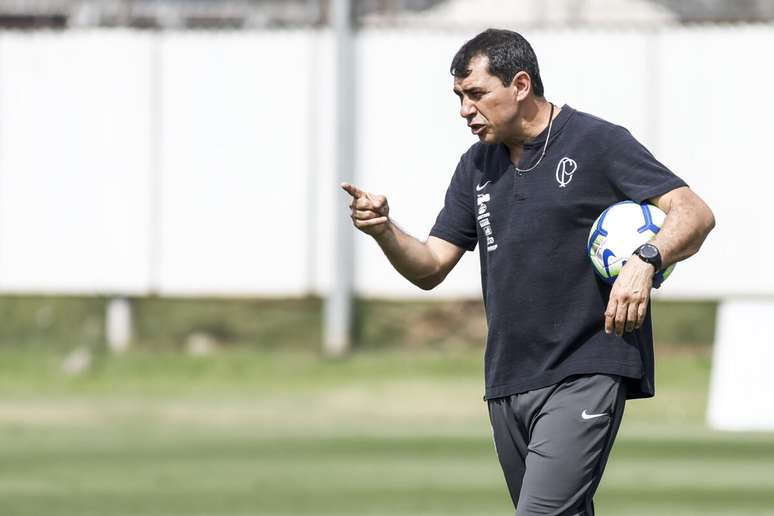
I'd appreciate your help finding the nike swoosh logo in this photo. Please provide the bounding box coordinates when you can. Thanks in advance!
[581,410,608,420]
[476,181,491,191]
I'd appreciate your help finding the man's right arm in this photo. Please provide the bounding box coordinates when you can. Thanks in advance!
[341,182,465,290]
[374,226,466,290]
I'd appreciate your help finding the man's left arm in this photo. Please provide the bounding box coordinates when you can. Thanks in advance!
[605,186,716,336]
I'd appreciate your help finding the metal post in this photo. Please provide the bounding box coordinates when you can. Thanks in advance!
[306,28,320,296]
[323,0,355,356]
[149,30,164,294]
[106,296,132,353]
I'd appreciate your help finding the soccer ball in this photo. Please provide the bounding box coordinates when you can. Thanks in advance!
[587,201,674,286]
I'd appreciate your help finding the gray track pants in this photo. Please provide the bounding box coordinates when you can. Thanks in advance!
[488,374,626,515]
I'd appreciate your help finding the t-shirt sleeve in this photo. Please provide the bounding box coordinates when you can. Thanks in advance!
[604,127,688,203]
[429,155,478,251]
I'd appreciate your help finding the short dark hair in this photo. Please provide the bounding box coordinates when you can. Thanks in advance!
[450,29,544,97]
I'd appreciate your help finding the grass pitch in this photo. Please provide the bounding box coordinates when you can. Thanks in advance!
[0,348,773,516]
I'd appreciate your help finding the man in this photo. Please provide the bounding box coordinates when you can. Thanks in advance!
[341,29,714,515]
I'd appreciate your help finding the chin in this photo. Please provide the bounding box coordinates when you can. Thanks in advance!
[479,132,498,144]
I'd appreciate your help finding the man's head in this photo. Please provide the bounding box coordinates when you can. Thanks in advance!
[451,29,544,143]
[451,29,544,97]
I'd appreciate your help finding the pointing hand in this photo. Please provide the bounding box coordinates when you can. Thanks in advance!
[341,182,390,236]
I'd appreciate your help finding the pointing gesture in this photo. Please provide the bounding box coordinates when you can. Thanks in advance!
[341,182,390,236]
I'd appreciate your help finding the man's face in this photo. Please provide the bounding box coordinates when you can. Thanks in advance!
[453,55,519,144]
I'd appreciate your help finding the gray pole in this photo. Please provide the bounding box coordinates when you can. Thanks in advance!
[149,31,163,294]
[323,0,355,356]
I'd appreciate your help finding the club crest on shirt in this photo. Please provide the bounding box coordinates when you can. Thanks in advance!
[555,157,577,188]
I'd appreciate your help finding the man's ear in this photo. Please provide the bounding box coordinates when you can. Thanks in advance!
[511,71,532,102]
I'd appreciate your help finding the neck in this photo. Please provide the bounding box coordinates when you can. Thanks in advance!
[505,98,556,165]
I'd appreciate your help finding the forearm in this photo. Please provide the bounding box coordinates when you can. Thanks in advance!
[373,221,444,290]
[650,192,715,268]
[607,190,713,336]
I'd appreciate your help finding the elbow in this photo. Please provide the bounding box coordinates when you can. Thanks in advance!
[690,193,716,238]
[691,205,716,256]
[700,204,716,241]
[414,275,441,291]
[706,209,716,234]
[412,269,446,291]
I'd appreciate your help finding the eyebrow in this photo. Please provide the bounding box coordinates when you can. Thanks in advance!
[453,86,485,96]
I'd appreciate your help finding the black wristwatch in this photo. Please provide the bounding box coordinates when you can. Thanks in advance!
[634,243,662,272]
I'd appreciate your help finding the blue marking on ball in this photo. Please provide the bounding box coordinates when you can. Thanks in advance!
[637,203,661,234]
[602,248,617,283]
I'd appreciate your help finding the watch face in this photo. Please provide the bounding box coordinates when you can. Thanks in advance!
[640,244,658,259]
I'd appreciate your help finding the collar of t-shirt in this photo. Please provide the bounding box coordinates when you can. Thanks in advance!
[524,103,574,149]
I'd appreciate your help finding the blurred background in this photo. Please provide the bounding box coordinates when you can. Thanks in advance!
[0,0,773,515]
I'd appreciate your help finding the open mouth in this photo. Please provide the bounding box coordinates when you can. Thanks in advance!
[470,124,486,135]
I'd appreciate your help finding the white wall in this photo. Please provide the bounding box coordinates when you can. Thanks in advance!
[157,31,314,296]
[0,31,154,294]
[0,27,767,299]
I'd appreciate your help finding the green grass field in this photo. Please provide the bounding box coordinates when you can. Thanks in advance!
[1,346,773,516]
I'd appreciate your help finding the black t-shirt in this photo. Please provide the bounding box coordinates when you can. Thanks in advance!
[430,105,687,400]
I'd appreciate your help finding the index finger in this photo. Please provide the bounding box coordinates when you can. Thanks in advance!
[340,182,364,199]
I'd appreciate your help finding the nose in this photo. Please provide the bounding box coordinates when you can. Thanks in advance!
[460,98,476,119]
